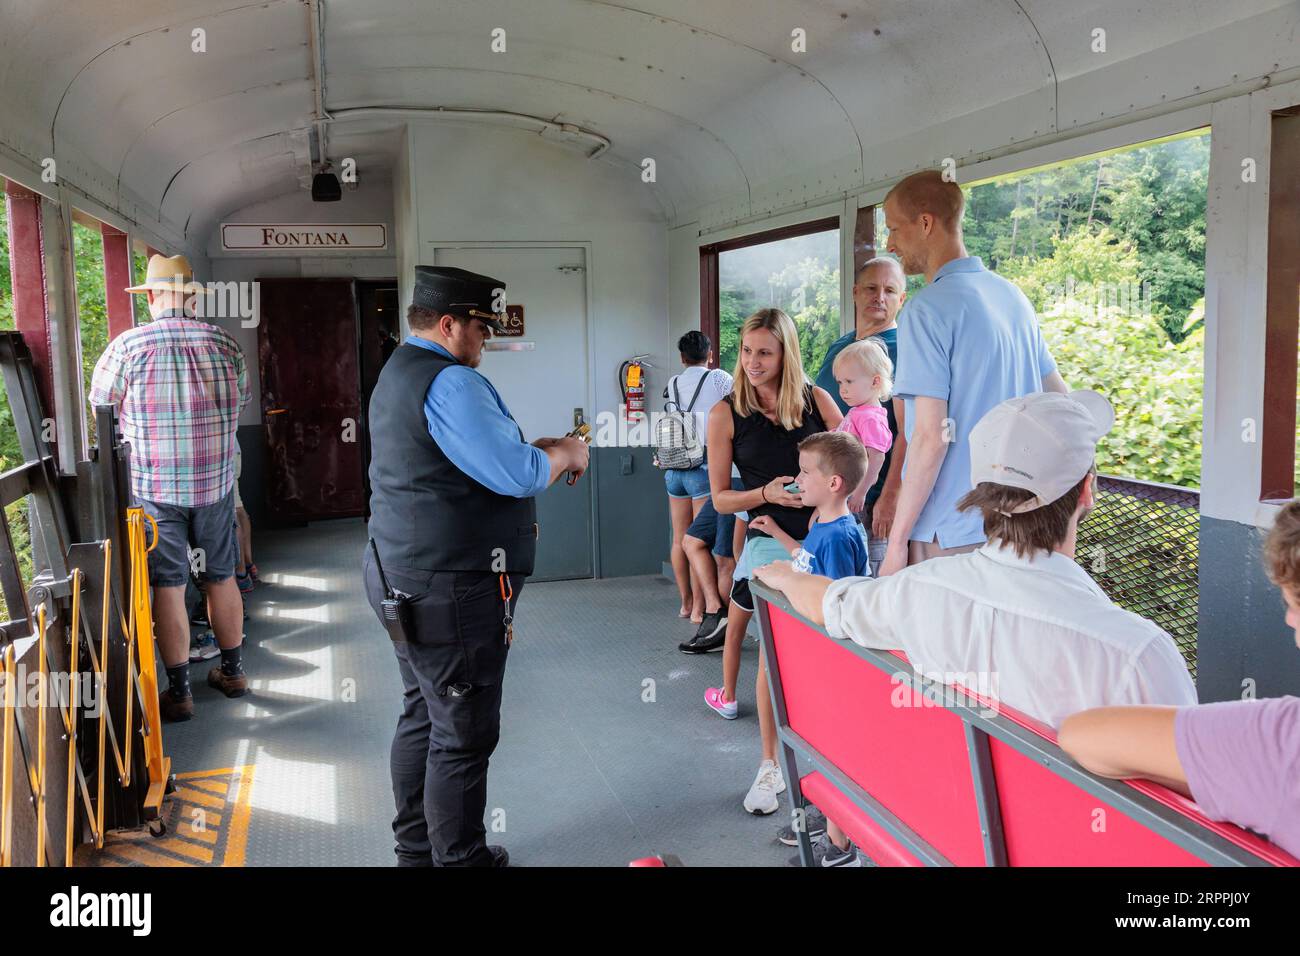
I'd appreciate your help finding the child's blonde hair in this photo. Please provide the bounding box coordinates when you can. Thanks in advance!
[833,337,894,401]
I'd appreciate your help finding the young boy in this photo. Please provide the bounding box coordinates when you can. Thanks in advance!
[1059,501,1300,858]
[748,432,870,581]
[749,431,869,866]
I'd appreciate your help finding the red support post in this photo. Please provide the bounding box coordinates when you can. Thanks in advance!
[100,223,134,340]
[3,180,55,417]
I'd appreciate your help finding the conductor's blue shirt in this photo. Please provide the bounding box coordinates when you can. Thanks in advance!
[406,336,549,498]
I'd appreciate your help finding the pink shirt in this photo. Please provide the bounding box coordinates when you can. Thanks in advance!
[836,403,893,453]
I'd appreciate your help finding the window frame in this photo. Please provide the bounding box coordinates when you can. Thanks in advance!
[698,215,841,353]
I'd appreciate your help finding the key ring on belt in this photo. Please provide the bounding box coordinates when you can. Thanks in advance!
[498,573,514,646]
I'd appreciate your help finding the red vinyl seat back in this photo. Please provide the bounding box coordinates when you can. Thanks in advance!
[768,603,986,866]
[765,600,1300,867]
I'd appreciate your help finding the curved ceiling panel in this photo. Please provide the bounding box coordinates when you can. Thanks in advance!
[1,0,1296,250]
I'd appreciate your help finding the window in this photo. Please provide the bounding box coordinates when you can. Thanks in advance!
[71,211,114,445]
[957,129,1210,489]
[132,243,150,325]
[701,217,840,381]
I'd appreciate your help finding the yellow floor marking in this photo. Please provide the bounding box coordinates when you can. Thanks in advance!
[184,778,230,796]
[76,765,253,868]
[99,842,197,868]
[173,785,225,808]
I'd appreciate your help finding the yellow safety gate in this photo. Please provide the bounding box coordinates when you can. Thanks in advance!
[0,508,171,866]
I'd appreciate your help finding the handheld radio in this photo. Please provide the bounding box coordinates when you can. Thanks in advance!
[369,539,414,642]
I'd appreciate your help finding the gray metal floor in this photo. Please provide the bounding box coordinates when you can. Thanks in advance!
[163,518,792,866]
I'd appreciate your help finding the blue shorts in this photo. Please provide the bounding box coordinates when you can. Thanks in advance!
[664,465,710,500]
[685,478,744,557]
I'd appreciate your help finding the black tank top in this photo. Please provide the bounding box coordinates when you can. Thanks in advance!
[730,384,828,541]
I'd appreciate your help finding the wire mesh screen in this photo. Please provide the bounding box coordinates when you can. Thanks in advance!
[1074,475,1200,679]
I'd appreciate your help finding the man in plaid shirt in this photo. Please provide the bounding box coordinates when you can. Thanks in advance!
[90,255,252,722]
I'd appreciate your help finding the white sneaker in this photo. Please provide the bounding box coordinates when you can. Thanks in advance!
[743,760,786,815]
[188,630,219,662]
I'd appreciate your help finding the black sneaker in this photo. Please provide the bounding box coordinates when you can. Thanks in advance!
[692,609,727,641]
[190,606,210,627]
[679,628,726,654]
[777,806,827,846]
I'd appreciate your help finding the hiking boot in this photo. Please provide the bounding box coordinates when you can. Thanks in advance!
[159,689,194,722]
[207,666,248,698]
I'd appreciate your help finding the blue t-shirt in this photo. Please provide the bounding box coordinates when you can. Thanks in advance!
[792,514,869,579]
[814,326,899,507]
[893,257,1057,548]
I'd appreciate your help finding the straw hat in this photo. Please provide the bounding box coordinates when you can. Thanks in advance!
[124,254,204,295]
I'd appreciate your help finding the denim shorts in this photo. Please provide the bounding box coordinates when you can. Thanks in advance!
[685,478,744,557]
[664,464,711,500]
[135,489,239,587]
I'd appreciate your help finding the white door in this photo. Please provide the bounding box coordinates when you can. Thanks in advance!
[432,245,593,580]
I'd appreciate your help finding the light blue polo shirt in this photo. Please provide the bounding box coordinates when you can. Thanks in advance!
[893,257,1057,548]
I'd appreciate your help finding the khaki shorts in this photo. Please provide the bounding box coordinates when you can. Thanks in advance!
[907,537,981,565]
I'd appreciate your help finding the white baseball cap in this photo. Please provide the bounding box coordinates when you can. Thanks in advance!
[969,390,1115,514]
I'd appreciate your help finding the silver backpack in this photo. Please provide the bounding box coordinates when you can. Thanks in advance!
[654,372,710,470]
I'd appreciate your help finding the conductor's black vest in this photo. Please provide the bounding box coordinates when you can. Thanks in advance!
[367,342,538,574]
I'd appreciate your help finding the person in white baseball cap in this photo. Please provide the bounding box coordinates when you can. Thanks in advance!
[755,386,1194,761]
[967,389,1115,518]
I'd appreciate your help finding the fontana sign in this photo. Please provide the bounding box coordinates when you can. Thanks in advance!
[221,223,388,251]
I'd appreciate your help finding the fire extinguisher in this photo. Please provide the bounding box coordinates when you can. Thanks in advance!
[619,356,652,423]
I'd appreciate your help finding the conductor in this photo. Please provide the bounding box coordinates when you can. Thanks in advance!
[363,265,590,866]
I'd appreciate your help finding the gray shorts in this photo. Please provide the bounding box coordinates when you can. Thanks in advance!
[135,489,239,587]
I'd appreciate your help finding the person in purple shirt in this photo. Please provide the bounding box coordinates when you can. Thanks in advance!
[1060,501,1300,858]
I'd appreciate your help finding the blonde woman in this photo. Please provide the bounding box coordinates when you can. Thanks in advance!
[695,308,842,814]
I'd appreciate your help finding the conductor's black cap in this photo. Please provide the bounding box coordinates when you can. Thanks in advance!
[411,265,507,333]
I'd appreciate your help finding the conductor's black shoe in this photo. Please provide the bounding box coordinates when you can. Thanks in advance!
[679,630,725,654]
[489,845,509,867]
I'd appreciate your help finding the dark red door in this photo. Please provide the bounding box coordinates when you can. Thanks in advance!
[258,279,364,521]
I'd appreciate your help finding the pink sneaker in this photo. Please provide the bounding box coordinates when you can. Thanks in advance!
[705,687,738,720]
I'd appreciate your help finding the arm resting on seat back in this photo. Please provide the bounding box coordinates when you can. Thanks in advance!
[752,560,832,625]
[1057,706,1191,796]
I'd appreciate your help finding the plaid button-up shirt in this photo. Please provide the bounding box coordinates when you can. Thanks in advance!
[89,310,251,507]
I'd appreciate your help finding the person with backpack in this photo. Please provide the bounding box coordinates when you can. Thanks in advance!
[657,331,733,628]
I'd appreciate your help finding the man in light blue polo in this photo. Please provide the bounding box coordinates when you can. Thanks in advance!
[878,170,1068,576]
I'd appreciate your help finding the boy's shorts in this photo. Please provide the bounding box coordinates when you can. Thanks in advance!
[135,488,239,587]
[729,534,800,613]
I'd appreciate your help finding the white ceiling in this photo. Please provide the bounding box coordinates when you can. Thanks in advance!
[1,0,1297,249]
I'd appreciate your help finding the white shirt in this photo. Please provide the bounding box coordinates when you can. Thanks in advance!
[667,365,733,443]
[821,541,1197,729]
